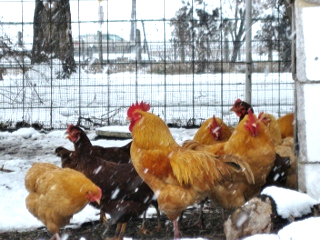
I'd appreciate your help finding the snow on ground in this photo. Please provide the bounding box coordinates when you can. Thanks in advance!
[0,126,196,233]
[0,126,320,240]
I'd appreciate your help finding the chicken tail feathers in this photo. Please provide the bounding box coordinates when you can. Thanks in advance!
[169,150,229,187]
[219,155,255,185]
[182,140,205,151]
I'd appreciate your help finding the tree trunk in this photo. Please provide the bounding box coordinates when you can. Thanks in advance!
[231,41,242,62]
[268,40,273,61]
[31,0,76,78]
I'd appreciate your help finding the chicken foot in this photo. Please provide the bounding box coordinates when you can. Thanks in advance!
[111,223,126,240]
[154,206,162,232]
[49,233,60,240]
[139,207,162,234]
[191,201,205,229]
[99,210,109,228]
[140,211,150,234]
[179,201,205,229]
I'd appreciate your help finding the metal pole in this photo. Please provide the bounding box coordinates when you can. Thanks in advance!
[141,20,151,61]
[130,0,136,43]
[245,0,252,103]
[163,0,167,122]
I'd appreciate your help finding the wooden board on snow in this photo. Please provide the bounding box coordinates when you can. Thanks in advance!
[95,126,132,139]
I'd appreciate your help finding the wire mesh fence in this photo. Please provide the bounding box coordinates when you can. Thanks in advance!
[0,0,294,130]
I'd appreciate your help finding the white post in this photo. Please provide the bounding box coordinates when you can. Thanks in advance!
[295,0,320,199]
[245,0,252,103]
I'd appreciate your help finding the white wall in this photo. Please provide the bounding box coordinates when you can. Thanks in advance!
[295,0,320,200]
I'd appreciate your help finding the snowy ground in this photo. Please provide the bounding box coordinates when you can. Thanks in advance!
[0,126,196,233]
[0,126,320,240]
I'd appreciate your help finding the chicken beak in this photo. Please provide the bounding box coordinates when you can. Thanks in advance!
[63,131,70,139]
[95,199,101,205]
[230,106,235,112]
[213,131,220,140]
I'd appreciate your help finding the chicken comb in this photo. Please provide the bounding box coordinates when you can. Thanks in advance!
[234,98,242,105]
[258,112,264,120]
[212,115,218,128]
[246,108,256,125]
[247,108,254,119]
[210,115,222,140]
[231,98,242,109]
[246,108,260,136]
[67,124,75,133]
[127,101,151,117]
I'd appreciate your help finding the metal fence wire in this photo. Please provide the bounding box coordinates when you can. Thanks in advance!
[0,0,294,130]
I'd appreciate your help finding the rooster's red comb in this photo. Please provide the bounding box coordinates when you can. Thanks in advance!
[247,108,255,122]
[67,124,75,133]
[233,98,242,106]
[127,101,151,117]
[258,112,265,120]
[212,115,218,127]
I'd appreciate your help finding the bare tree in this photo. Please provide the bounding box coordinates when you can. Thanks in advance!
[31,0,76,78]
[170,5,193,62]
[222,0,247,62]
[170,1,220,65]
[171,0,274,63]
[0,25,31,80]
[254,0,292,69]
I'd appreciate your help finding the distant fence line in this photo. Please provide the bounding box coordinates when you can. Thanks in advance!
[0,0,293,130]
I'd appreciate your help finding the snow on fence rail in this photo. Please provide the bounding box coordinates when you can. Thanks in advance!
[0,61,294,130]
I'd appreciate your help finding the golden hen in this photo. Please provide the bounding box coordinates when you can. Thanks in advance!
[193,115,232,145]
[258,112,297,189]
[276,112,295,139]
[127,101,254,239]
[183,116,233,157]
[184,109,276,210]
[25,162,101,240]
[181,115,233,227]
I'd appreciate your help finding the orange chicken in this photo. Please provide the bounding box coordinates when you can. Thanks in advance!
[184,109,276,210]
[25,162,101,240]
[182,115,233,227]
[127,101,254,239]
[276,112,295,139]
[183,116,232,152]
[258,112,297,189]
[193,116,232,145]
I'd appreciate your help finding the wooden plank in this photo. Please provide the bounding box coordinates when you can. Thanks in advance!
[95,126,132,139]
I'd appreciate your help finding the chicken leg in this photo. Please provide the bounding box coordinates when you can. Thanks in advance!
[49,233,60,240]
[173,220,181,239]
[100,210,109,228]
[140,205,162,234]
[113,223,126,240]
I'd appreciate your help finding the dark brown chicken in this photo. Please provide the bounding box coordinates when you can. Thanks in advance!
[230,98,254,123]
[55,139,132,165]
[62,124,159,240]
